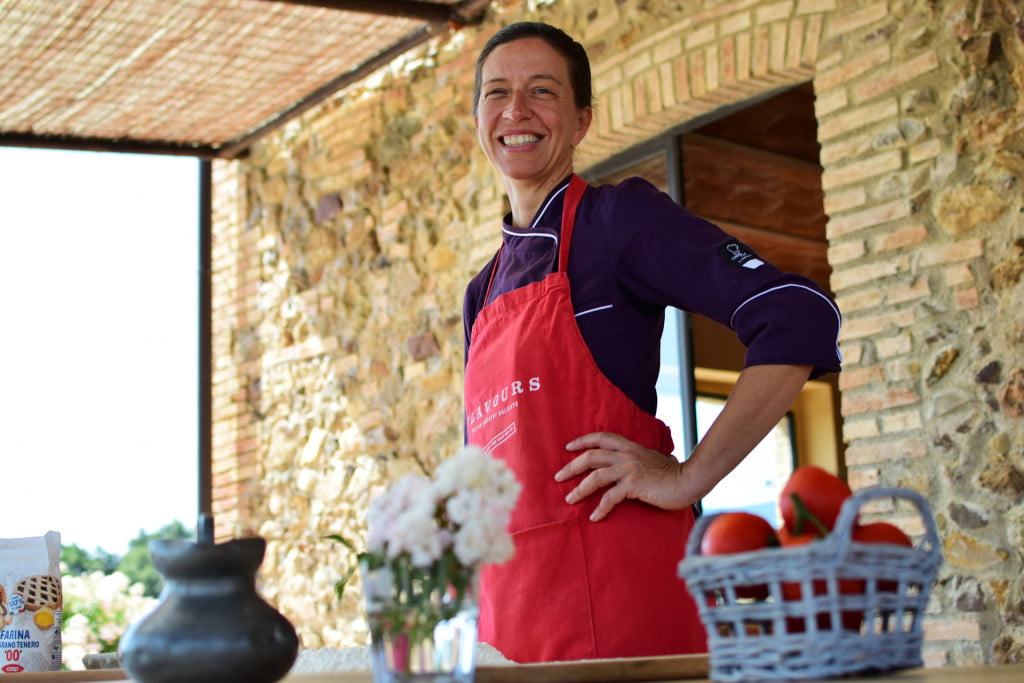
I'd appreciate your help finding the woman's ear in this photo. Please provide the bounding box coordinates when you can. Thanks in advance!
[572,107,593,147]
[474,116,486,154]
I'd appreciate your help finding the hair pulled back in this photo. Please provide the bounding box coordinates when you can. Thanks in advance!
[473,21,593,116]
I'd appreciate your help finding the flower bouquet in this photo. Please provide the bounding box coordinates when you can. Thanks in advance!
[360,446,521,683]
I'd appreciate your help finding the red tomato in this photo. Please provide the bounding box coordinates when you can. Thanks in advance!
[852,521,912,547]
[852,521,913,592]
[701,512,780,555]
[778,527,861,633]
[777,528,825,602]
[779,466,853,535]
[701,512,778,600]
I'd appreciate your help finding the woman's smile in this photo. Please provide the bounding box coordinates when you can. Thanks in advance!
[501,133,541,147]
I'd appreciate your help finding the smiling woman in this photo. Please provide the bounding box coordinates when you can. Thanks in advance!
[0,147,200,555]
[461,21,841,665]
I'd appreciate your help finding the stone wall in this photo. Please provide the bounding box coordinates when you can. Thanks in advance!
[819,0,1024,665]
[209,0,1024,665]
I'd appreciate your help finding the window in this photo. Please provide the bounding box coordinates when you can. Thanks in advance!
[658,310,795,525]
[693,395,794,526]
[658,314,840,524]
[594,84,842,524]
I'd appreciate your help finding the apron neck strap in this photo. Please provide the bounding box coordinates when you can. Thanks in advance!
[558,174,588,272]
[484,175,588,302]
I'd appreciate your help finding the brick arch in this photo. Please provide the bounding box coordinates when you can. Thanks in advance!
[577,9,825,170]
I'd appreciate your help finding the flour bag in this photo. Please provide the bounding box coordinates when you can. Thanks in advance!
[0,531,62,673]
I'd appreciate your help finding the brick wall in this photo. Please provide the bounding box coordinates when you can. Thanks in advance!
[210,0,1024,664]
[210,158,261,539]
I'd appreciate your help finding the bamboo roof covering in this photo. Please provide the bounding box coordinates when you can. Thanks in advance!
[0,0,492,158]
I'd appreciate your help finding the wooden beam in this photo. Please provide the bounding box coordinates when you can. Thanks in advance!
[0,132,224,159]
[258,0,490,25]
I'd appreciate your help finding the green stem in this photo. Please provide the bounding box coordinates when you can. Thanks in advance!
[790,493,829,536]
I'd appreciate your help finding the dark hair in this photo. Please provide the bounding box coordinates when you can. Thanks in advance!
[472,22,593,116]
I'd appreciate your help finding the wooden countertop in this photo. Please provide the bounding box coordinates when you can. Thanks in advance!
[6,658,1024,683]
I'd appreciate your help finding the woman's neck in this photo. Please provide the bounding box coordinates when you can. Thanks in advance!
[505,173,573,229]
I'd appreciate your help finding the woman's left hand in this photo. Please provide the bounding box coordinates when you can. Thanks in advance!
[555,432,692,522]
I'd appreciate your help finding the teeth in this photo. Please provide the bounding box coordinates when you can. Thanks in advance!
[503,134,539,147]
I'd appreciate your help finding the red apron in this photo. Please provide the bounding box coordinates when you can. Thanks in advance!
[464,175,707,663]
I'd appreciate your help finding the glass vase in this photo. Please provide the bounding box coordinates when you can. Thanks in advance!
[361,555,479,683]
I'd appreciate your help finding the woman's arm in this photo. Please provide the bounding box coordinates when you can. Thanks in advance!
[555,363,812,522]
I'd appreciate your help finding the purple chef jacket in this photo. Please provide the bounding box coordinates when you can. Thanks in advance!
[463,175,842,418]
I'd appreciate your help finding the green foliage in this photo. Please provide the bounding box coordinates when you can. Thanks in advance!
[62,598,122,653]
[60,569,160,669]
[61,520,194,598]
[116,521,193,597]
[58,521,192,669]
[61,543,119,575]
[325,534,363,601]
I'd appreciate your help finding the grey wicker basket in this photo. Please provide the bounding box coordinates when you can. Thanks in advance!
[678,487,942,681]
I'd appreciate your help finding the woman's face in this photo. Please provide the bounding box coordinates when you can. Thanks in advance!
[475,37,592,187]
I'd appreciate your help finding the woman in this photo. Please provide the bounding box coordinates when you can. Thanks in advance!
[463,22,841,663]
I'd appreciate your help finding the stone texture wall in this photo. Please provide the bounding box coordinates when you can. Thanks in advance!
[209,0,1024,665]
[819,0,1024,666]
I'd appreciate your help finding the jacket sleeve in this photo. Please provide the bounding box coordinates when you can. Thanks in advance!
[606,178,842,378]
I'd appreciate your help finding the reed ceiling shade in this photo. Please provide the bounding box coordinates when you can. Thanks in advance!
[0,0,490,158]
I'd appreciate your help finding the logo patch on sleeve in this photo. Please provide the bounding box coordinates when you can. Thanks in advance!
[719,241,765,270]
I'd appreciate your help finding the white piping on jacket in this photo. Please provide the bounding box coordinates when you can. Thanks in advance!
[730,284,844,363]
[497,180,617,322]
[500,181,570,242]
[575,304,613,318]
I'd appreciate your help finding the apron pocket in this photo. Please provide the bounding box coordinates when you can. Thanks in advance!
[479,516,596,663]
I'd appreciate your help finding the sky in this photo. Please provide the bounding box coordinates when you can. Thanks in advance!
[1,147,199,556]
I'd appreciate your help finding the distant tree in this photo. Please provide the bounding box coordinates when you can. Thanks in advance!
[61,543,119,575]
[116,521,194,597]
[58,522,193,667]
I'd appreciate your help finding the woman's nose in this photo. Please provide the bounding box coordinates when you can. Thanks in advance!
[503,91,530,120]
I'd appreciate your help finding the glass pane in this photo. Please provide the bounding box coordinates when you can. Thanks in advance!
[655,307,685,448]
[695,396,795,527]
[1,148,199,555]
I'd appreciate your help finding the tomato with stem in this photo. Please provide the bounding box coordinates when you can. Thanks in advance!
[779,466,853,535]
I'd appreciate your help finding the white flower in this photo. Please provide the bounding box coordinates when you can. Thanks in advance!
[483,531,515,565]
[365,446,521,572]
[452,518,489,566]
[62,643,88,672]
[60,571,158,670]
[445,489,481,525]
[388,501,446,566]
[367,473,435,554]
[435,447,521,515]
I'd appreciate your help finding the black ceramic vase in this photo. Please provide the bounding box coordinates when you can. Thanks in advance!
[119,536,299,683]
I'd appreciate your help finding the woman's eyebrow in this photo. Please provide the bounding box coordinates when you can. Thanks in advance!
[483,73,563,85]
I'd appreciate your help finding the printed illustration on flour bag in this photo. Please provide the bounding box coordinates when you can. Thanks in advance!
[1,531,63,673]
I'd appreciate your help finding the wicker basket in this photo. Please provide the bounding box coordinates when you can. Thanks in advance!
[678,487,942,681]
